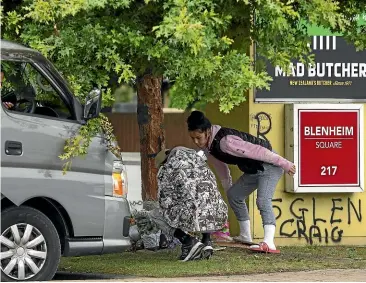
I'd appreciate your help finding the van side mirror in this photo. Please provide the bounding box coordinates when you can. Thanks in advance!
[84,89,102,120]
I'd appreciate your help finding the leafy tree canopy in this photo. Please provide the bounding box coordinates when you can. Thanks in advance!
[2,0,365,113]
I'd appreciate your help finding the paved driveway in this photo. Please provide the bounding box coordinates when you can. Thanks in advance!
[53,269,366,282]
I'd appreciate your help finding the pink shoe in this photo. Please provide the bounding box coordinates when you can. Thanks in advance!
[249,242,280,254]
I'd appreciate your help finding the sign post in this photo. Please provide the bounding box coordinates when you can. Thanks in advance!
[285,104,364,193]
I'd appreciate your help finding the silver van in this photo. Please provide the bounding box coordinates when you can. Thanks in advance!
[1,40,131,282]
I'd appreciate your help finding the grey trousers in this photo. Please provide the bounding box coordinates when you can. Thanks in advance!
[226,163,284,226]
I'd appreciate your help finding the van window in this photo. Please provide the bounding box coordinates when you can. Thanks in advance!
[1,61,74,120]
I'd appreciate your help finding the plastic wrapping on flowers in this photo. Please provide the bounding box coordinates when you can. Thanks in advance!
[128,209,180,252]
[211,221,233,242]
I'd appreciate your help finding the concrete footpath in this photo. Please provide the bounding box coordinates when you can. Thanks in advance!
[54,269,366,282]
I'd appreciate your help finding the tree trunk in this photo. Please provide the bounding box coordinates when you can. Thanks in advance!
[137,74,165,201]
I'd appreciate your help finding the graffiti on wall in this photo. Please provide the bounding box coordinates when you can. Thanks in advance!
[272,197,363,244]
[250,112,272,141]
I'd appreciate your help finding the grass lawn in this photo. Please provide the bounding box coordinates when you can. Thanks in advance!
[59,245,366,278]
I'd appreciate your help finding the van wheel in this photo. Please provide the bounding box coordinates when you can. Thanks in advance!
[1,206,61,282]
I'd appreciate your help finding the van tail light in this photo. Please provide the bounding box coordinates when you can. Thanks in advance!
[112,161,128,198]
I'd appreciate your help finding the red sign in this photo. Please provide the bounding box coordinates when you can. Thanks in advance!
[299,110,360,187]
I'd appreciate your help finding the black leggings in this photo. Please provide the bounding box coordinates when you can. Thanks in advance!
[173,229,211,244]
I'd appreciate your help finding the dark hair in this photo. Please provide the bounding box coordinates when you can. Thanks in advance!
[187,110,212,132]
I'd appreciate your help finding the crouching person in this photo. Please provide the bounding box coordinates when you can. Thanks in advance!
[151,146,228,262]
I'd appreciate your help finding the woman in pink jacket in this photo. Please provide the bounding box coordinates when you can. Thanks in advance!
[186,111,296,254]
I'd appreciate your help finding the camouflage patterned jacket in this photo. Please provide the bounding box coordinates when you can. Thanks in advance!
[157,147,228,233]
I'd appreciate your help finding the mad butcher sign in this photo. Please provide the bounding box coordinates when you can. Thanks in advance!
[285,104,364,193]
[255,15,366,102]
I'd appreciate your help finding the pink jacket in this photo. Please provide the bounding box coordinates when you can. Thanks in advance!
[206,125,294,191]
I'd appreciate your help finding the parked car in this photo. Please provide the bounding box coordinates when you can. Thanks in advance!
[1,39,131,282]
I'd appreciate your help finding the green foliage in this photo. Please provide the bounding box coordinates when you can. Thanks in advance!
[59,114,121,175]
[114,84,135,103]
[1,0,365,169]
[3,0,365,112]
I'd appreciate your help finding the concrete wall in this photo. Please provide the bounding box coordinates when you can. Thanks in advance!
[123,152,143,212]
